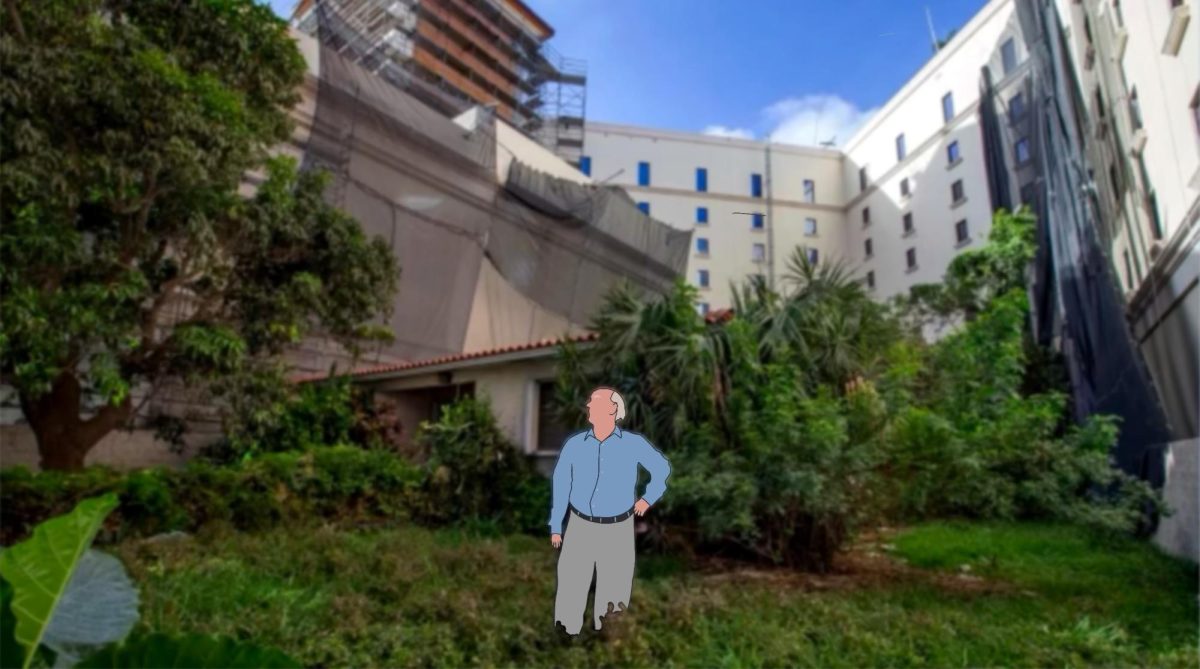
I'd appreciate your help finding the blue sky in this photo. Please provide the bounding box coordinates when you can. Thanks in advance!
[268,0,989,147]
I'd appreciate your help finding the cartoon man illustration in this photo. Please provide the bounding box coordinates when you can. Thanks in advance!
[548,386,672,636]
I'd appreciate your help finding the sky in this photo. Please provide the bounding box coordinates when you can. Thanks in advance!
[268,0,990,148]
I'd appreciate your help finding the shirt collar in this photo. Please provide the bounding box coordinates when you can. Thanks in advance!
[586,425,623,441]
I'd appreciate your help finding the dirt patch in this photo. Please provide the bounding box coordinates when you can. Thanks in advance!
[696,527,1018,596]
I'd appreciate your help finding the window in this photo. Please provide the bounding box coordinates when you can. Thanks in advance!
[1020,182,1036,206]
[1123,249,1134,290]
[637,161,650,186]
[947,140,961,164]
[866,270,875,289]
[942,92,955,122]
[951,180,965,203]
[955,219,970,244]
[752,213,764,229]
[1001,37,1017,74]
[696,237,709,255]
[752,243,765,262]
[1128,87,1143,131]
[1095,88,1107,119]
[696,207,709,224]
[696,167,708,192]
[697,302,710,316]
[1009,92,1026,120]
[751,173,763,197]
[862,207,871,226]
[906,248,917,270]
[537,381,574,452]
[1015,138,1031,164]
[1109,162,1124,197]
[697,269,709,288]
[637,201,650,214]
[1137,155,1164,240]
[900,177,910,197]
[1191,86,1200,138]
[896,133,907,161]
[803,179,816,203]
[864,238,873,258]
[807,247,819,265]
[804,218,817,236]
[579,156,592,176]
[903,212,914,235]
[859,166,869,192]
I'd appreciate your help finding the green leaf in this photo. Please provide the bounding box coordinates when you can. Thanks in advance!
[41,549,140,667]
[0,494,119,669]
[1,578,22,669]
[76,632,301,668]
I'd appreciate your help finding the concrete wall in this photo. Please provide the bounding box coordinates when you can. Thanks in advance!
[1153,437,1199,563]
[0,425,207,472]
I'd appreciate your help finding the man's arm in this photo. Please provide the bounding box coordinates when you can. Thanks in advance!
[548,441,573,535]
[637,436,671,507]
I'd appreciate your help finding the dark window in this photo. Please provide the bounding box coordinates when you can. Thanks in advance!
[947,140,961,164]
[859,166,869,192]
[751,173,763,197]
[1123,249,1134,290]
[951,180,965,203]
[698,302,709,316]
[807,247,819,265]
[1009,92,1026,119]
[696,167,708,192]
[943,92,955,122]
[955,219,969,243]
[1002,38,1017,74]
[864,238,873,257]
[696,207,709,224]
[537,381,574,452]
[637,201,650,214]
[696,237,709,254]
[862,207,871,225]
[866,270,875,289]
[579,156,592,176]
[903,212,914,234]
[804,218,817,236]
[1015,138,1031,164]
[896,133,907,161]
[900,177,910,197]
[1020,182,1037,206]
[1109,162,1123,197]
[752,213,764,229]
[1084,16,1094,44]
[638,161,651,186]
[1137,154,1163,240]
[1095,88,1106,118]
[906,248,917,269]
[698,269,709,287]
[803,179,816,203]
[752,243,765,262]
[1128,87,1143,131]
[1191,86,1200,137]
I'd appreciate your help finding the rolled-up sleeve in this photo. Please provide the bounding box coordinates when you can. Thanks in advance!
[548,443,573,534]
[638,436,671,506]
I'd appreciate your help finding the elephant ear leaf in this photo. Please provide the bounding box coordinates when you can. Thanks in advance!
[76,632,302,668]
[0,494,120,669]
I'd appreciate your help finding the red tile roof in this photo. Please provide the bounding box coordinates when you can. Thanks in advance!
[705,308,735,324]
[292,331,600,383]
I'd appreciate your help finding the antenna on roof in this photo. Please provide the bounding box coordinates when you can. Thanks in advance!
[926,6,940,54]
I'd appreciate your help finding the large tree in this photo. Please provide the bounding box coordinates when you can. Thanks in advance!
[1,0,399,469]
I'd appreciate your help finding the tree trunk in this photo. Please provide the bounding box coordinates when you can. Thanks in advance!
[18,371,132,471]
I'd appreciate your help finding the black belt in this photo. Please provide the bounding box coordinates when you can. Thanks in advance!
[569,505,635,524]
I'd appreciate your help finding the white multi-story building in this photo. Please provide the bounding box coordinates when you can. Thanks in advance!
[582,0,1037,311]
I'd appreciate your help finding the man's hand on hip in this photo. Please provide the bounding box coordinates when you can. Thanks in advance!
[551,533,562,548]
[634,499,651,516]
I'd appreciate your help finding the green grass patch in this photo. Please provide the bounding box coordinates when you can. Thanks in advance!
[112,520,1197,667]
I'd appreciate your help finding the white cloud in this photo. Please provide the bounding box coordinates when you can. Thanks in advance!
[763,95,878,148]
[701,125,755,140]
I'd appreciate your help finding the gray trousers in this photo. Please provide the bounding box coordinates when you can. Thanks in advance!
[554,509,635,635]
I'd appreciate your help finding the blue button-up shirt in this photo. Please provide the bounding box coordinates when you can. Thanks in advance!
[548,425,671,535]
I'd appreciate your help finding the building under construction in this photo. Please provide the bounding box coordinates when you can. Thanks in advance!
[291,0,587,165]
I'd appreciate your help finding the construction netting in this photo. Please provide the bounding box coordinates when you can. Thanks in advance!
[290,12,690,371]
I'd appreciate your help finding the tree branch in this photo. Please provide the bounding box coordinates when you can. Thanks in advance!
[4,0,26,42]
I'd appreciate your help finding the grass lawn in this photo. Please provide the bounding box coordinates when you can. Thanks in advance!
[113,519,1197,667]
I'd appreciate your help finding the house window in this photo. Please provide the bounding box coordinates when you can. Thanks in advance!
[697,269,709,288]
[896,133,907,161]
[803,179,816,203]
[903,212,914,235]
[537,381,574,453]
[1015,138,1031,164]
[697,302,710,316]
[752,213,764,229]
[862,207,871,226]
[804,218,817,236]
[696,167,708,192]
[1123,249,1134,290]
[864,238,873,258]
[751,173,763,197]
[943,92,955,122]
[638,161,651,186]
[579,156,592,176]
[807,247,819,265]
[900,177,910,197]
[696,237,709,255]
[752,243,765,262]
[955,219,970,244]
[696,207,709,224]
[1020,182,1036,206]
[1009,92,1026,120]
[947,140,961,164]
[866,270,876,289]
[859,166,869,192]
[1109,162,1124,198]
[1191,85,1200,138]
[951,180,965,203]
[906,248,917,270]
[637,201,650,214]
[1128,87,1143,131]
[1001,37,1017,74]
[1096,87,1107,119]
